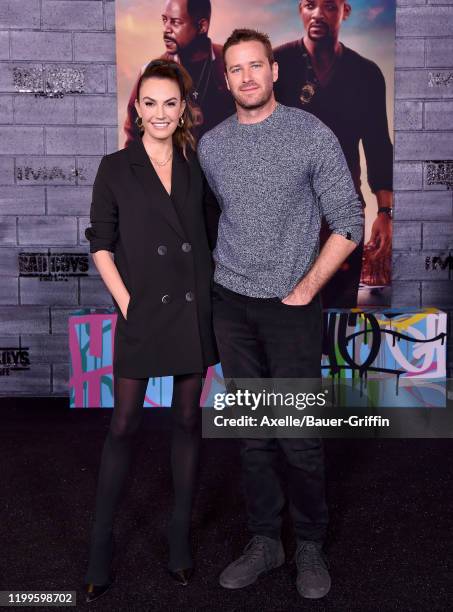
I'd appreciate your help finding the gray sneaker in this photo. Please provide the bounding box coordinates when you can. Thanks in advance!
[219,535,285,589]
[295,540,331,599]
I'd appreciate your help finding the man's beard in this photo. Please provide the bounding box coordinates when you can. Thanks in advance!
[307,26,335,47]
[234,86,273,111]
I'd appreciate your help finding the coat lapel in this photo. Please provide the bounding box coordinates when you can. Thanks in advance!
[170,146,191,233]
[127,139,187,240]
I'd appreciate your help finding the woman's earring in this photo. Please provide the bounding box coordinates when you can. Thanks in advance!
[135,115,143,129]
[178,115,184,127]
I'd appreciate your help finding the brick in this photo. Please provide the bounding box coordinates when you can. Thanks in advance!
[76,156,103,185]
[42,1,103,31]
[0,127,44,154]
[0,306,49,335]
[421,281,453,308]
[107,65,117,93]
[423,161,453,190]
[78,216,90,245]
[74,64,107,94]
[391,281,421,308]
[393,162,423,190]
[15,156,77,186]
[393,251,449,280]
[79,277,112,306]
[0,365,51,394]
[0,276,18,304]
[0,216,16,245]
[394,101,423,130]
[14,95,75,125]
[46,127,105,155]
[395,38,424,68]
[11,32,72,62]
[0,158,14,185]
[397,7,453,36]
[47,186,91,216]
[76,96,117,125]
[0,186,45,215]
[44,63,107,95]
[74,33,116,62]
[51,309,72,336]
[105,0,116,31]
[423,222,453,249]
[20,277,78,305]
[0,63,42,94]
[395,69,453,100]
[426,38,453,67]
[393,191,452,220]
[0,31,9,60]
[392,221,422,250]
[52,363,69,395]
[395,132,453,160]
[106,127,119,153]
[0,0,40,29]
[0,247,19,275]
[0,95,13,124]
[424,101,453,130]
[51,307,86,334]
[22,334,68,364]
[18,217,77,246]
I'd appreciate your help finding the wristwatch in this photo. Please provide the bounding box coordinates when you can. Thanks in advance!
[377,206,392,219]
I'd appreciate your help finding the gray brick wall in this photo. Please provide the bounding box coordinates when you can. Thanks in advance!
[394,0,453,375]
[0,0,115,395]
[0,0,452,394]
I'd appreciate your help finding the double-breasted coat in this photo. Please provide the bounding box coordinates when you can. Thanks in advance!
[85,138,218,378]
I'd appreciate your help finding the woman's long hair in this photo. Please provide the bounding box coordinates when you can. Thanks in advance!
[136,60,197,158]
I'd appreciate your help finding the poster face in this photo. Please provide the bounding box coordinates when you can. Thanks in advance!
[115,0,395,307]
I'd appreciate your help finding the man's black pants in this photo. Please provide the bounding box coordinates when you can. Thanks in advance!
[212,282,328,543]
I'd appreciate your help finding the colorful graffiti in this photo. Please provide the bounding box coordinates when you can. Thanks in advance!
[69,308,447,408]
[68,309,224,408]
[321,308,447,408]
[322,308,447,379]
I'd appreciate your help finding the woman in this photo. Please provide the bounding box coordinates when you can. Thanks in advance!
[83,60,218,602]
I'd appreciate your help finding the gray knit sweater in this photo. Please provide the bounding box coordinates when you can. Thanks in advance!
[198,103,364,299]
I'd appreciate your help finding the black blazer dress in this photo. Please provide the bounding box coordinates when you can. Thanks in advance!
[85,138,218,378]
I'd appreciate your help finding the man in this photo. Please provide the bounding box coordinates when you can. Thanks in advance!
[198,29,363,600]
[123,0,235,145]
[274,0,393,307]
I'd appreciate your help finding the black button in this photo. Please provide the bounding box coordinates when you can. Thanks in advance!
[182,242,192,253]
[157,245,167,256]
[161,294,170,304]
[185,291,194,302]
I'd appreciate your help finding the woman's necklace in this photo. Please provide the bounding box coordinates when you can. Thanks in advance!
[148,150,173,167]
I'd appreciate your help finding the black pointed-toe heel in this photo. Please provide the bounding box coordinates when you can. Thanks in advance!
[85,580,113,603]
[168,567,194,586]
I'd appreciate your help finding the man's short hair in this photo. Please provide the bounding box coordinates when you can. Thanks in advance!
[187,0,211,23]
[222,28,274,67]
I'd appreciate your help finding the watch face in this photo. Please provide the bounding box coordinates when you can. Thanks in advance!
[299,83,316,105]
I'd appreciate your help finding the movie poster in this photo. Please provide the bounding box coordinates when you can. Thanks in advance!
[115,0,395,307]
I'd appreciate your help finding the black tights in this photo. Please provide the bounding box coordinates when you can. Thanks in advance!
[85,373,203,584]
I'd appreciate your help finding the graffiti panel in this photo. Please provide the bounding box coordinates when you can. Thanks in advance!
[69,308,447,408]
